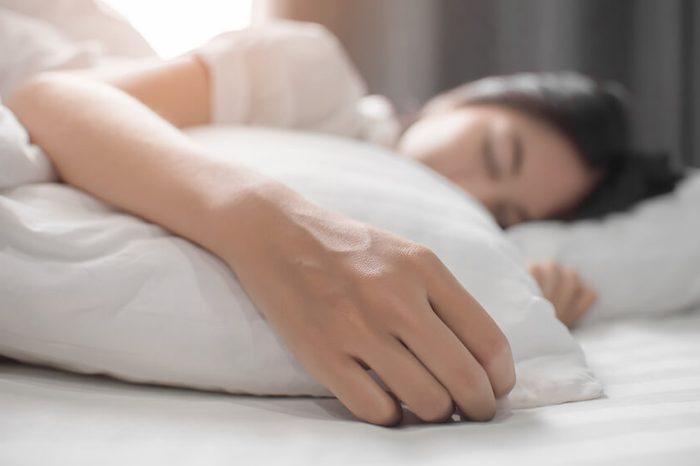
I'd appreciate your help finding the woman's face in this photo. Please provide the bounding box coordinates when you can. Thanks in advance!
[396,105,601,228]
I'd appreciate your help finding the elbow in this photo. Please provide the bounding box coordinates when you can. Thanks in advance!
[5,72,70,119]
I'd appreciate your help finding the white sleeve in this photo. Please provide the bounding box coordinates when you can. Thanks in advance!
[194,21,376,140]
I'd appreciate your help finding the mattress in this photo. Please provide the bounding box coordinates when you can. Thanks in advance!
[2,309,699,466]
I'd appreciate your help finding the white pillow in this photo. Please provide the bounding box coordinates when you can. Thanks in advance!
[0,127,602,409]
[506,171,700,325]
[0,103,57,188]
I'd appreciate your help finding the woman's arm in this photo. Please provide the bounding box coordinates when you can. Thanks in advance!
[69,55,212,129]
[6,71,250,256]
[6,70,515,427]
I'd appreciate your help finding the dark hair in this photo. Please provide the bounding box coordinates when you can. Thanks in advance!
[421,71,685,221]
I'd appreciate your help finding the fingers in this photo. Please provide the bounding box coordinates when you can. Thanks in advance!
[529,260,598,329]
[534,261,562,300]
[567,288,598,328]
[553,266,579,312]
[421,261,515,401]
[395,306,497,421]
[311,353,403,427]
[362,333,456,423]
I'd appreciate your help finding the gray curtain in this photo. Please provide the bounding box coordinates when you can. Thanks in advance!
[260,0,700,167]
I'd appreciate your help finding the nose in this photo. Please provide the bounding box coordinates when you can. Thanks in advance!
[457,177,501,217]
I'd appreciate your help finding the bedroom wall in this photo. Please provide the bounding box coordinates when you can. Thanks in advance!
[255,0,441,113]
[259,0,700,168]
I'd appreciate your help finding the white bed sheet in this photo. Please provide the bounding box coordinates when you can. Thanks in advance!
[2,309,700,466]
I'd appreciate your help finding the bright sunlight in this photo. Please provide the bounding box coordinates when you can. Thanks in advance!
[101,0,254,58]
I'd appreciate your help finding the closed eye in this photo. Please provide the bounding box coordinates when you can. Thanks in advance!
[482,129,500,179]
[511,131,524,176]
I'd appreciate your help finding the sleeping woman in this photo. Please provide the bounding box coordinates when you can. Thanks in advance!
[4,19,683,426]
[394,71,684,327]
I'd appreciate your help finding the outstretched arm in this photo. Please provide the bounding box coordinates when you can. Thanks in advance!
[6,68,252,257]
[6,64,515,427]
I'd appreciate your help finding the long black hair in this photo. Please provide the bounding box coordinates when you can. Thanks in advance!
[421,71,685,221]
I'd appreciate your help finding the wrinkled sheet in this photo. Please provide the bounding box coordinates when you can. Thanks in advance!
[2,308,699,466]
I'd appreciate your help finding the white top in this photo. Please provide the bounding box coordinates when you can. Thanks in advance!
[0,5,402,148]
[194,20,401,148]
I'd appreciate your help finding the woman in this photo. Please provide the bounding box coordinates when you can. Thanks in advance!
[3,19,681,427]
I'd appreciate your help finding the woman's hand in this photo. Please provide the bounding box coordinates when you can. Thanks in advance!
[223,185,516,426]
[528,261,597,328]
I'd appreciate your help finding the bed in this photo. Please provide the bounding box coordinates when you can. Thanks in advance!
[2,118,700,466]
[2,307,699,466]
[2,6,699,464]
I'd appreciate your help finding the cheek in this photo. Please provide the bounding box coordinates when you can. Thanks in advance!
[519,164,594,219]
[455,176,501,213]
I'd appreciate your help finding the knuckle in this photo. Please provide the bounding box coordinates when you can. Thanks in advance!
[393,306,424,338]
[364,398,402,427]
[415,391,455,423]
[451,362,485,393]
[467,402,497,422]
[496,356,516,397]
[480,336,516,398]
[455,387,497,422]
[364,291,417,330]
[485,333,513,369]
[405,244,439,267]
[440,363,499,422]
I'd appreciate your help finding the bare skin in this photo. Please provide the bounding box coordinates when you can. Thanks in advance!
[6,56,515,427]
[397,105,603,228]
[529,261,598,328]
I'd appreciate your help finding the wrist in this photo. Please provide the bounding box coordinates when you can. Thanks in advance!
[203,177,310,268]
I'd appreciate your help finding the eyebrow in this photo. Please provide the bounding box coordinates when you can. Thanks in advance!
[511,131,524,176]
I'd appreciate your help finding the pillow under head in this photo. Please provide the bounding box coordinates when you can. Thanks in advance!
[507,170,700,324]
